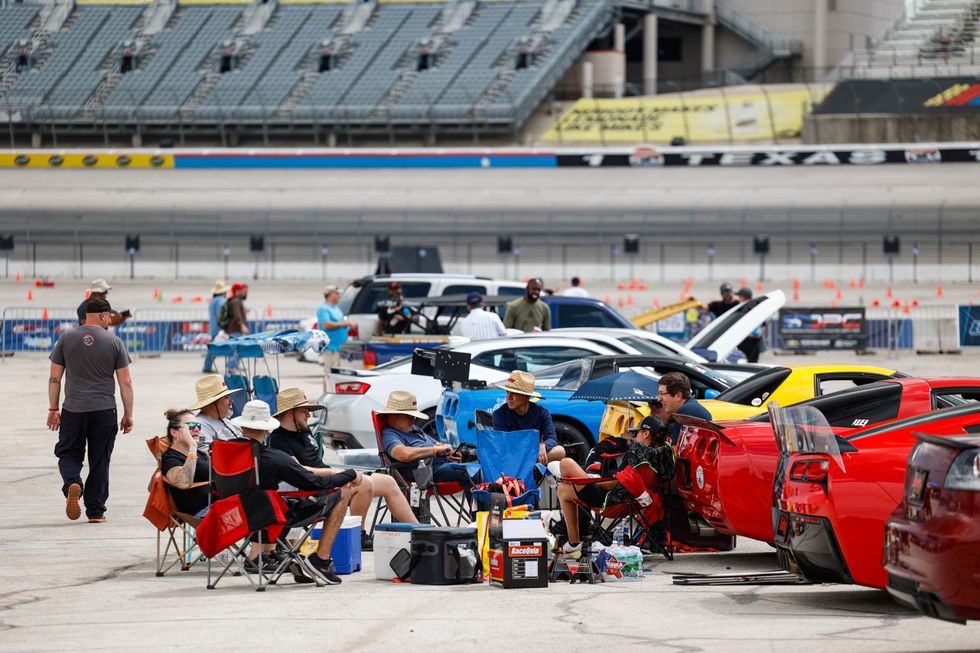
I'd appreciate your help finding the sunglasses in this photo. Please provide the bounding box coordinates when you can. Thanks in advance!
[185,422,202,430]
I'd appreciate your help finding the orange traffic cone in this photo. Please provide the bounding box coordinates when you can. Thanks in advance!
[26,290,32,301]
[903,301,910,315]
[836,288,843,301]
[892,299,901,308]
[756,281,764,293]
[859,278,865,289]
[617,297,625,308]
[266,304,273,317]
[653,297,660,308]
[42,307,48,320]
[627,295,634,306]
[191,295,202,303]
[912,299,920,307]
[886,287,893,298]
[937,284,943,298]
[849,279,856,288]
[638,283,648,291]
[153,288,160,299]
[15,272,21,282]
[872,299,881,307]
[616,283,625,291]
[171,296,183,303]
[740,278,748,288]
[34,279,41,288]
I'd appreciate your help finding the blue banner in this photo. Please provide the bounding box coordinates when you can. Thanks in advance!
[959,306,980,347]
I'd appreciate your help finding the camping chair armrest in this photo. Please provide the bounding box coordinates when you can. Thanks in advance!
[559,475,616,485]
[278,489,338,499]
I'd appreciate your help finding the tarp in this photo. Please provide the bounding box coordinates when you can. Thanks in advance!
[542,84,830,144]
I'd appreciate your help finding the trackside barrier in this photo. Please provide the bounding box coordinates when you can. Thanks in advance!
[0,306,311,356]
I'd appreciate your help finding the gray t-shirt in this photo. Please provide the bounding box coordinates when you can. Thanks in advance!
[49,326,131,413]
[195,413,243,452]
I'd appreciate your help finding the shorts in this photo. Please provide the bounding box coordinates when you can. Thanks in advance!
[321,350,341,371]
[573,483,609,508]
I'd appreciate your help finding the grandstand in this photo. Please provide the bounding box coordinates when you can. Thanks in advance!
[0,0,615,141]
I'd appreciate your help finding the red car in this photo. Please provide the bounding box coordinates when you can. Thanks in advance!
[774,400,980,590]
[676,378,980,544]
[884,432,980,622]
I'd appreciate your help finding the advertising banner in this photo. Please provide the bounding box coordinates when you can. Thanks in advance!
[958,305,980,347]
[815,78,980,115]
[777,307,866,351]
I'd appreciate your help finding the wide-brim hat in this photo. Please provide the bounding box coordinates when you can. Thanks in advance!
[231,400,280,431]
[211,279,231,295]
[377,390,428,420]
[274,387,325,417]
[88,278,112,293]
[188,374,242,410]
[494,370,542,398]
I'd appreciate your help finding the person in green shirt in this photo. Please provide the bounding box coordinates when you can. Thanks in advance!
[503,278,551,332]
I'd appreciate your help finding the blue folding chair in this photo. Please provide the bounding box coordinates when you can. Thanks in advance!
[252,375,279,415]
[224,375,248,418]
[469,425,547,511]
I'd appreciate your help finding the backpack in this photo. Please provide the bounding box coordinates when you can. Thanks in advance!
[217,301,232,330]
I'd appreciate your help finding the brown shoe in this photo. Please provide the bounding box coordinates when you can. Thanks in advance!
[66,483,81,521]
[88,517,106,523]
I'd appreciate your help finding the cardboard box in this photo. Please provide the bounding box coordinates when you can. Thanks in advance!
[489,538,549,589]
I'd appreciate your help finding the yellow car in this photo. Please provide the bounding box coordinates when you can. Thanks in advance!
[599,364,901,438]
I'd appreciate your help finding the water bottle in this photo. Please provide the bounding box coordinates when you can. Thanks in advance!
[614,523,625,547]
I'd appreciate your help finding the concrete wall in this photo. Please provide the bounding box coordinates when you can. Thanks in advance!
[804,113,980,144]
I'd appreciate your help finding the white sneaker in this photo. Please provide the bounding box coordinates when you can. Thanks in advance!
[561,542,582,559]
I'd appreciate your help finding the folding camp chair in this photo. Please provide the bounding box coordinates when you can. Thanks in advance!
[370,411,472,528]
[469,424,545,512]
[203,440,333,591]
[143,437,206,577]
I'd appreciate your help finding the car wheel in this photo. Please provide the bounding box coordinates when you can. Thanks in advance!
[554,420,591,465]
[418,409,439,439]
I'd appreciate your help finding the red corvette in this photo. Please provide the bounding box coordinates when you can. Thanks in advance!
[884,432,980,622]
[773,400,980,590]
[675,378,980,544]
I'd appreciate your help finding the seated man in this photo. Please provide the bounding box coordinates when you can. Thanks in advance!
[379,390,477,493]
[269,387,418,552]
[189,374,243,451]
[232,400,360,585]
[654,371,712,446]
[492,371,566,464]
[555,415,675,558]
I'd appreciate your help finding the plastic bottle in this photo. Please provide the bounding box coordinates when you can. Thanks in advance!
[614,523,625,547]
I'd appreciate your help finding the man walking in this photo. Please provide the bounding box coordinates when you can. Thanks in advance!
[707,282,738,319]
[76,279,130,327]
[316,285,353,392]
[202,280,229,373]
[48,297,134,522]
[503,278,551,332]
[460,292,505,341]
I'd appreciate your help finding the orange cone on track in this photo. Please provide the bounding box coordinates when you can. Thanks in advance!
[836,288,843,301]
[617,297,625,308]
[191,296,202,303]
[26,290,32,301]
[266,304,273,317]
[15,273,21,282]
[171,296,183,303]
[903,301,910,315]
[887,287,893,298]
[153,288,160,299]
[937,284,943,298]
[653,297,660,308]
[756,281,764,293]
[42,308,48,320]
[872,300,880,307]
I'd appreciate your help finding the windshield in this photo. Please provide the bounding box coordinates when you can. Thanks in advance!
[617,335,681,358]
[532,360,594,391]
[716,367,791,406]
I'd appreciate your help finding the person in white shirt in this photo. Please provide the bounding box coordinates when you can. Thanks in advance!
[561,276,589,298]
[460,292,506,341]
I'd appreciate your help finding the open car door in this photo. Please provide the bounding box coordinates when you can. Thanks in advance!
[687,290,786,362]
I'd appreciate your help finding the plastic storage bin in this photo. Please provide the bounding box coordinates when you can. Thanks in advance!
[374,522,434,580]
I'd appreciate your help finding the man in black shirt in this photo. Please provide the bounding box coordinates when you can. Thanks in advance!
[268,388,417,552]
[707,282,739,318]
[232,400,358,585]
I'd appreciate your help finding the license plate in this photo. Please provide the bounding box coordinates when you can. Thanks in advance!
[908,469,928,504]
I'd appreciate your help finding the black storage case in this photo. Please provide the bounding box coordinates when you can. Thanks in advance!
[409,527,481,585]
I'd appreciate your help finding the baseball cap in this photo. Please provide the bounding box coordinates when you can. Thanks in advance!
[627,415,666,435]
[86,297,112,314]
[720,282,734,294]
[736,287,753,299]
[323,285,340,296]
[466,291,483,306]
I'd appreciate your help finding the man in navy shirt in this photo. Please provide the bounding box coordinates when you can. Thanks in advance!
[492,371,566,464]
[380,391,477,491]
[655,372,712,446]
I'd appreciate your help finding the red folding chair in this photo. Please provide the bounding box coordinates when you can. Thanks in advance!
[371,411,470,529]
[143,437,205,577]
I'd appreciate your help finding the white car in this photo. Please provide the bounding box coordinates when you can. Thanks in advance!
[315,335,623,449]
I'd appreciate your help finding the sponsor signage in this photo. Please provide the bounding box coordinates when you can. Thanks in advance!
[958,306,980,347]
[777,307,866,351]
[816,77,980,115]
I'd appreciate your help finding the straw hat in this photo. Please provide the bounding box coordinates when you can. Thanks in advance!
[377,390,428,420]
[273,387,325,417]
[188,374,242,410]
[211,279,231,295]
[87,278,112,293]
[494,370,541,398]
[231,400,280,431]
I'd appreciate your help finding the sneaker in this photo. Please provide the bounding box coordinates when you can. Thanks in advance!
[306,553,342,585]
[66,483,81,521]
[361,530,374,552]
[87,516,107,523]
[561,542,582,559]
[243,556,279,574]
[289,561,315,584]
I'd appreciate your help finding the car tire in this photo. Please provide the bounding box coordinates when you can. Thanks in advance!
[418,408,439,439]
[554,420,591,465]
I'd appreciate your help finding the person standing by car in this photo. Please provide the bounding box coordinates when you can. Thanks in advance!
[48,297,134,523]
[654,372,711,446]
[202,280,229,374]
[707,282,738,319]
[560,277,589,298]
[317,285,353,391]
[504,278,551,332]
[735,287,764,363]
[492,371,566,464]
[460,292,506,341]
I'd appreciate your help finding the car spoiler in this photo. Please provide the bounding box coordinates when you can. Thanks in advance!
[674,414,737,446]
[913,432,980,449]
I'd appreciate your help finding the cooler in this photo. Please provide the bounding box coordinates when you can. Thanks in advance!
[374,522,434,580]
[329,515,362,574]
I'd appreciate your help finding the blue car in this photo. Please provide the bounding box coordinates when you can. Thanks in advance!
[437,355,736,463]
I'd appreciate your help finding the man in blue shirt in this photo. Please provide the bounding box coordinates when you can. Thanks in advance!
[492,370,566,464]
[380,390,477,491]
[656,371,712,446]
[202,280,229,373]
[316,285,353,392]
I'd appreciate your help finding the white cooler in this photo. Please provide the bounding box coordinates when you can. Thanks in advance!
[373,523,434,580]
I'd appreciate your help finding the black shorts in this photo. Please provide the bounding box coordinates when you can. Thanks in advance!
[573,483,608,508]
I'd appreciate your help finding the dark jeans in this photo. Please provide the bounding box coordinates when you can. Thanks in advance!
[432,462,478,492]
[55,408,118,518]
[739,337,762,363]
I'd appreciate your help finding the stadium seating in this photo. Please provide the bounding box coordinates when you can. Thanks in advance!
[0,0,613,132]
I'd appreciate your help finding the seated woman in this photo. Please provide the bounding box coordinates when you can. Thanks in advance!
[555,415,675,558]
[160,409,211,519]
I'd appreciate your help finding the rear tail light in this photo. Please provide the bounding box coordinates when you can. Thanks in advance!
[348,323,359,339]
[790,459,829,483]
[363,349,377,368]
[945,449,980,491]
[335,382,370,395]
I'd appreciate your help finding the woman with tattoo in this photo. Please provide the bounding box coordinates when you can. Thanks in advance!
[160,409,210,518]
